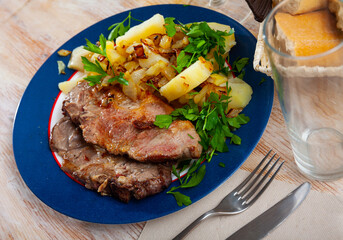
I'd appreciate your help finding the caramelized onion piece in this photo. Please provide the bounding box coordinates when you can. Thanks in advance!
[134,45,147,59]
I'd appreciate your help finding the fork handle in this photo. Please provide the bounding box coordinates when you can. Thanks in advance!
[172,210,217,240]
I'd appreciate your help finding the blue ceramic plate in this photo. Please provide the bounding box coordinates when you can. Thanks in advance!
[13,4,273,224]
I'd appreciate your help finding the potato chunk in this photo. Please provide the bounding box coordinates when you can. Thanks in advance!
[106,41,126,65]
[58,72,87,94]
[116,14,166,48]
[160,57,213,102]
[67,46,92,71]
[227,78,253,110]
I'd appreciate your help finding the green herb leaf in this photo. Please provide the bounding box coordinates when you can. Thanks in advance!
[232,57,249,73]
[237,69,246,80]
[154,115,173,129]
[107,12,142,41]
[145,80,159,92]
[210,127,228,152]
[228,114,250,129]
[177,159,192,171]
[84,39,103,55]
[213,51,230,75]
[108,24,120,41]
[84,75,103,86]
[173,50,192,73]
[172,165,182,183]
[230,134,241,145]
[168,191,192,207]
[99,34,107,56]
[236,114,250,124]
[187,25,203,38]
[228,117,241,129]
[219,162,226,168]
[107,72,128,85]
[164,17,177,37]
[81,57,108,76]
[107,12,143,41]
[169,20,233,76]
[205,108,219,131]
[181,165,206,188]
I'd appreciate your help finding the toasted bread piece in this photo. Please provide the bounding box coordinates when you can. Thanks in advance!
[329,0,343,31]
[273,0,327,14]
[275,9,343,56]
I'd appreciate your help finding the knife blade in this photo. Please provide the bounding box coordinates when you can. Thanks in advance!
[226,182,311,240]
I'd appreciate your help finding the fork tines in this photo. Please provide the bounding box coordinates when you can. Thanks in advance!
[234,150,284,205]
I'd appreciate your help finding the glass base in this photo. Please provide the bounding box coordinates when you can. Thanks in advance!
[294,154,343,181]
[289,127,343,181]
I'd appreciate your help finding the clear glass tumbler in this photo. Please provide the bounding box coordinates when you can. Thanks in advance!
[263,0,343,180]
[208,0,226,7]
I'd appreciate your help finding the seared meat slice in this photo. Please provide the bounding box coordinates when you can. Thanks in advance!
[50,117,172,203]
[63,81,202,163]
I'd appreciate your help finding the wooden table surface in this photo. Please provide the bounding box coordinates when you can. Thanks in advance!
[1,0,342,239]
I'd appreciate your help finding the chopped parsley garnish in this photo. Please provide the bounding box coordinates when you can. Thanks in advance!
[155,88,250,206]
[154,115,173,129]
[82,34,128,86]
[74,13,251,207]
[167,190,192,207]
[84,34,107,56]
[80,12,144,86]
[164,18,234,75]
[146,79,160,92]
[164,17,177,37]
[167,159,206,206]
[81,56,107,75]
[232,57,249,72]
[107,12,143,41]
[81,55,128,86]
[108,72,127,85]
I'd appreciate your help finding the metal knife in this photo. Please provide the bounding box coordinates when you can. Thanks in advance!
[226,182,311,240]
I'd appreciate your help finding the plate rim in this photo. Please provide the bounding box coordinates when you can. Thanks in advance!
[12,4,274,224]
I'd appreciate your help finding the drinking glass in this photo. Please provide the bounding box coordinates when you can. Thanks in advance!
[263,0,343,180]
[208,0,226,7]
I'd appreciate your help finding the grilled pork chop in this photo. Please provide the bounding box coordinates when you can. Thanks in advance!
[63,81,202,163]
[50,117,172,203]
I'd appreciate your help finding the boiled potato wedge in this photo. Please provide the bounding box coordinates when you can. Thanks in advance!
[160,57,213,102]
[227,77,253,109]
[58,72,87,94]
[67,46,92,71]
[116,14,166,48]
[59,80,81,94]
[208,73,228,86]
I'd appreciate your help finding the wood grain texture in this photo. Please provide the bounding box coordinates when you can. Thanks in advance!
[1,0,342,239]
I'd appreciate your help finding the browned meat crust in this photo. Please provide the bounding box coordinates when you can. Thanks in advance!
[62,81,202,163]
[50,117,172,203]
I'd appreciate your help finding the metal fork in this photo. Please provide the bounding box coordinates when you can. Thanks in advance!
[172,150,284,240]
